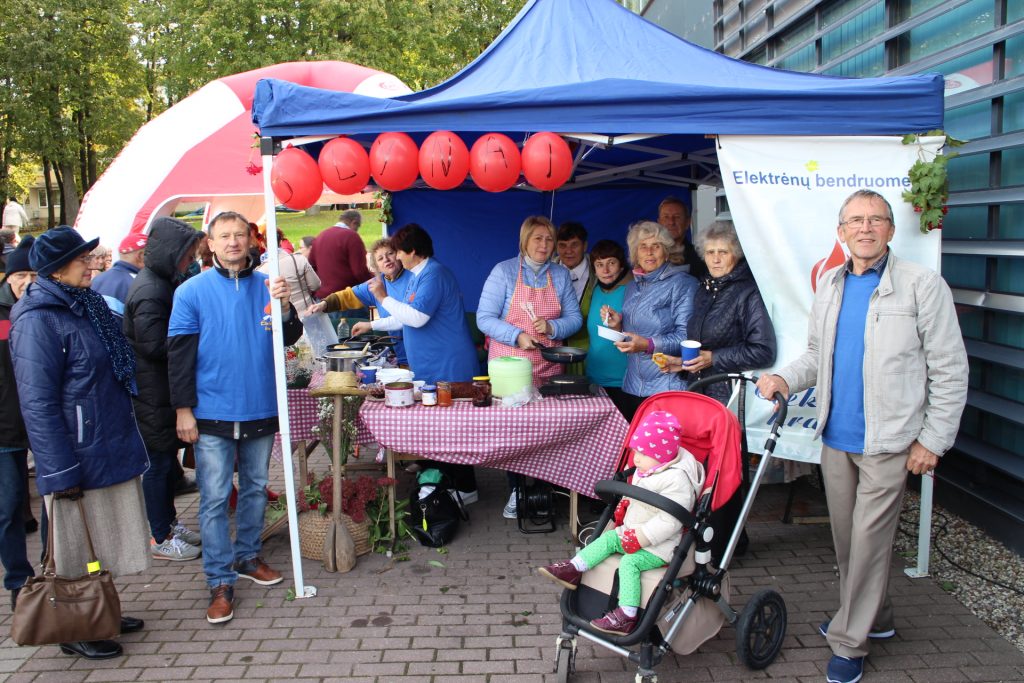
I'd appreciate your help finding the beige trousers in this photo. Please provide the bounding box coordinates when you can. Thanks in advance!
[820,445,909,658]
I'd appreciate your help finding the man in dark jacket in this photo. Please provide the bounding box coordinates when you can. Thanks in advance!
[124,217,204,562]
[168,211,301,625]
[92,232,148,312]
[0,237,36,608]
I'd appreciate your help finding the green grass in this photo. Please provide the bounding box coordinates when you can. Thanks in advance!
[181,209,385,250]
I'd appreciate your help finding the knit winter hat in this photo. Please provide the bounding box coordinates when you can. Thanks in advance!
[5,235,35,275]
[630,410,682,464]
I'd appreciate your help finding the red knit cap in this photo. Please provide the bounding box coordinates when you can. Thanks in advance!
[630,410,681,464]
[118,233,148,254]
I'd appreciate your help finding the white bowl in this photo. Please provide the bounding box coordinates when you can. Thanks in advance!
[597,326,628,342]
[377,368,414,384]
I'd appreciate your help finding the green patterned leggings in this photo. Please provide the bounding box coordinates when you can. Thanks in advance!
[576,529,666,607]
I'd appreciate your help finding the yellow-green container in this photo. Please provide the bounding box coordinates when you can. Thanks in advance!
[487,356,533,397]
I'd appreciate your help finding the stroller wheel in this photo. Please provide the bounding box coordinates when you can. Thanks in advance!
[735,589,787,669]
[555,638,575,682]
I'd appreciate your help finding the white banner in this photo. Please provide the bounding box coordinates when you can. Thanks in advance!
[717,135,945,463]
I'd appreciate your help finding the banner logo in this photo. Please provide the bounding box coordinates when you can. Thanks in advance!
[810,240,846,293]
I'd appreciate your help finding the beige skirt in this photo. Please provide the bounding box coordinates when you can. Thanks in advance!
[44,478,151,579]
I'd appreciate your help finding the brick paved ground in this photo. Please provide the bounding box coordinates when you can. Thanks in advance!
[1,454,1022,683]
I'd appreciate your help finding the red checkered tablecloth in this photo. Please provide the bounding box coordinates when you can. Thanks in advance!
[357,393,629,499]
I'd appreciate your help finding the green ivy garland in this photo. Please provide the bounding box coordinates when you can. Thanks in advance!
[901,130,964,233]
[375,191,393,226]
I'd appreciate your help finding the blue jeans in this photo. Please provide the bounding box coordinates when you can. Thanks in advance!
[0,451,34,590]
[194,433,273,588]
[142,450,179,543]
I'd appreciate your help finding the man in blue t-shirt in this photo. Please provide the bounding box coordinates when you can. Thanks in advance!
[168,211,302,626]
[757,190,967,683]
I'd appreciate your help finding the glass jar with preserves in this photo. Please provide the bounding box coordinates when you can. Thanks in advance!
[421,384,437,406]
[436,381,453,407]
[472,376,492,407]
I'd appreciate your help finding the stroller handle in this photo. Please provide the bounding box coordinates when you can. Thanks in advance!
[687,372,789,432]
[593,480,695,529]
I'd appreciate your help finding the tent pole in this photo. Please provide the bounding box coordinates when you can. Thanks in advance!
[261,138,316,599]
[905,472,933,579]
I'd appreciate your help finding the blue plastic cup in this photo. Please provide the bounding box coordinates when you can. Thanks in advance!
[681,340,701,362]
[358,365,380,384]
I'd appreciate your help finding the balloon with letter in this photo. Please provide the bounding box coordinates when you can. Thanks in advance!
[522,132,573,191]
[319,137,370,194]
[419,131,469,190]
[369,132,419,191]
[469,133,521,193]
[271,146,322,210]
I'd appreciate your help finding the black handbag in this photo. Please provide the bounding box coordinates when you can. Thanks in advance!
[408,472,468,547]
[11,497,122,646]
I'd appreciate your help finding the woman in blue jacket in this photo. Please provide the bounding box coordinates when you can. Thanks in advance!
[602,221,698,421]
[476,216,582,384]
[10,226,150,660]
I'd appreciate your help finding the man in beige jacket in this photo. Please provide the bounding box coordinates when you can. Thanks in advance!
[757,189,967,683]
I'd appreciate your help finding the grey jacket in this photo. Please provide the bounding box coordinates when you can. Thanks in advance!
[777,252,967,456]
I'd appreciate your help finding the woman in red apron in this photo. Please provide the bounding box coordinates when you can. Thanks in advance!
[477,216,584,385]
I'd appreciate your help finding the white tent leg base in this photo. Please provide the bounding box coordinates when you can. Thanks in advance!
[297,585,318,598]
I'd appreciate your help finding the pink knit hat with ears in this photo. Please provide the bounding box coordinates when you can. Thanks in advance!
[630,410,681,464]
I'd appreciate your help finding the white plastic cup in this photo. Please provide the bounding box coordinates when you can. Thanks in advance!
[681,340,701,362]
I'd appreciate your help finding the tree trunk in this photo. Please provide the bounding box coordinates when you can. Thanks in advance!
[52,162,65,225]
[58,160,80,225]
[42,158,56,228]
[77,110,88,192]
[87,136,97,188]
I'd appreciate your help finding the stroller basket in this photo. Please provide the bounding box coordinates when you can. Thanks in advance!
[551,375,788,682]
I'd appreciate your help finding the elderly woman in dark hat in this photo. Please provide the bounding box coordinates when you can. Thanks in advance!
[10,226,150,660]
[0,237,36,610]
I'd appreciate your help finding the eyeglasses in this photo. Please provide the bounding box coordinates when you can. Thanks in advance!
[841,215,890,229]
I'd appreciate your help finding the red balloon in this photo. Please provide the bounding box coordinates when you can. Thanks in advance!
[271,146,322,210]
[369,132,419,191]
[318,137,370,195]
[469,133,522,193]
[521,132,573,191]
[418,131,469,190]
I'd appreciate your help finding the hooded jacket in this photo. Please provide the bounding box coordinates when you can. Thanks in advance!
[624,449,705,562]
[685,260,777,404]
[123,218,203,452]
[621,263,698,397]
[0,283,28,448]
[10,278,149,495]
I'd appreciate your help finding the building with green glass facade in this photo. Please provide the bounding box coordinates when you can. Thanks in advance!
[633,0,1024,551]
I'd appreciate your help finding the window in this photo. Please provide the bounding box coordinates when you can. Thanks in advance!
[941,254,987,289]
[822,2,883,62]
[822,0,872,29]
[992,257,1024,296]
[936,47,994,97]
[947,153,990,191]
[1002,147,1024,186]
[998,203,1024,239]
[778,43,816,71]
[958,307,985,340]
[37,189,47,208]
[944,101,991,140]
[989,311,1024,350]
[942,205,987,239]
[895,0,944,21]
[896,0,993,64]
[985,418,1024,455]
[1003,91,1024,133]
[823,44,885,76]
[776,15,816,53]
[1009,1,1024,23]
[1006,36,1024,80]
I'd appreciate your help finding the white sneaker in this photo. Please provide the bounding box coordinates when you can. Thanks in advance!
[503,490,518,519]
[455,490,479,505]
[151,536,201,561]
[172,522,201,546]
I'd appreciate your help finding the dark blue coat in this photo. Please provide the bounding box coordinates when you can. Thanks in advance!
[10,278,149,495]
[685,260,777,405]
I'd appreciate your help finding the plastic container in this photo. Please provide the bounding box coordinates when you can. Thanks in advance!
[487,357,533,398]
[471,376,492,407]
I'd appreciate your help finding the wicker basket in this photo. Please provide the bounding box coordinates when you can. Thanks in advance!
[297,509,372,558]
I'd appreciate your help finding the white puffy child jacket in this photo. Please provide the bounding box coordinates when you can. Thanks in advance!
[624,448,705,562]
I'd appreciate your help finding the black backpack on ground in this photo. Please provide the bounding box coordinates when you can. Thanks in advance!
[408,470,469,547]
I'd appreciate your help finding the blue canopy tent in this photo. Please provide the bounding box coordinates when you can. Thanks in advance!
[251,0,944,305]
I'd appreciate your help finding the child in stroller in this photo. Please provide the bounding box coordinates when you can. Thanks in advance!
[538,410,704,635]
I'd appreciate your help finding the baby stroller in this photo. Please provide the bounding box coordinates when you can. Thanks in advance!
[552,374,788,682]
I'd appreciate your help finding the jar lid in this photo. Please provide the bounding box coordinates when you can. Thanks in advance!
[472,376,490,381]
[422,384,436,391]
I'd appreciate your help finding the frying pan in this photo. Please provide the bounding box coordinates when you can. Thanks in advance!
[540,345,587,364]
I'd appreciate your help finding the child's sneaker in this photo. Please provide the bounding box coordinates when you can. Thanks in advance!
[537,561,582,590]
[172,522,202,546]
[590,607,638,636]
[151,536,201,561]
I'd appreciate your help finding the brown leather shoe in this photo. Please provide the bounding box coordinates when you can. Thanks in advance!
[207,585,234,624]
[234,557,283,586]
[537,561,582,590]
